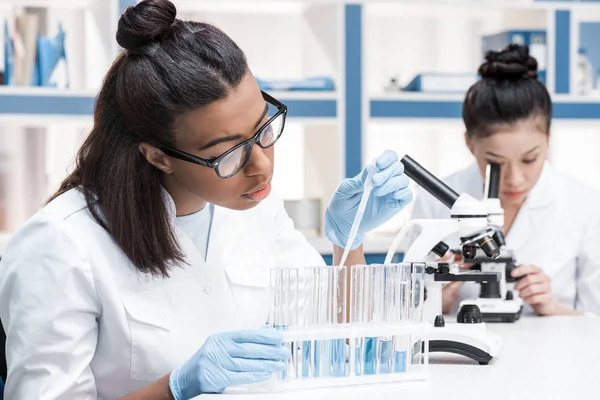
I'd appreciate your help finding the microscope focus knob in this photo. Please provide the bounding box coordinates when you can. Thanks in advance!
[434,315,445,327]
[506,291,514,300]
[457,304,483,324]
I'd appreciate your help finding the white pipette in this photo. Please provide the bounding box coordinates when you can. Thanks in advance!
[338,162,376,267]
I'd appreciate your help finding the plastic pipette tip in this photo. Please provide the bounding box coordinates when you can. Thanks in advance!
[338,163,377,266]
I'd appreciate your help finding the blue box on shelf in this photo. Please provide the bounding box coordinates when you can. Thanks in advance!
[482,30,547,84]
[256,76,335,91]
[402,73,478,94]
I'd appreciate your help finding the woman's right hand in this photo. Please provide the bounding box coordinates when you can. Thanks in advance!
[169,329,289,400]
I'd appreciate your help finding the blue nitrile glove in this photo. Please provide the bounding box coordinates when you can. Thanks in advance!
[169,329,289,399]
[325,150,413,249]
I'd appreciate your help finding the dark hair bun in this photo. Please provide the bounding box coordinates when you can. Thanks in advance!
[117,0,177,50]
[479,44,538,80]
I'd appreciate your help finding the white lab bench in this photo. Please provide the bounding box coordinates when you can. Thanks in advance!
[201,316,599,400]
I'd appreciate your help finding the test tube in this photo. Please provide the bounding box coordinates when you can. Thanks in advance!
[331,265,347,377]
[287,268,299,379]
[364,264,383,375]
[393,263,410,373]
[314,266,332,377]
[300,267,315,378]
[410,263,425,367]
[378,264,394,374]
[279,268,290,379]
[268,268,284,379]
[349,265,365,376]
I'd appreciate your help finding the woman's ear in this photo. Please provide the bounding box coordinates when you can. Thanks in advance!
[464,132,475,155]
[138,143,173,174]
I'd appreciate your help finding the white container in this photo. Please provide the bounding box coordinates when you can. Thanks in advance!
[576,47,593,96]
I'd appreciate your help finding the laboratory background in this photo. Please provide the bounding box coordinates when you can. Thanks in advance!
[0,0,599,261]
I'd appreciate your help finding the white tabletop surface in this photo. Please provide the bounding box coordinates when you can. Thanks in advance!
[200,316,600,400]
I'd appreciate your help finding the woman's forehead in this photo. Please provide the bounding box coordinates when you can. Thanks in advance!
[176,75,265,144]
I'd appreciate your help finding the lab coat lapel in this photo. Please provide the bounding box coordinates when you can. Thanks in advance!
[206,205,230,266]
[506,162,554,253]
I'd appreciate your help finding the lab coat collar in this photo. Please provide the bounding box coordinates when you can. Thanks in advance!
[160,186,229,265]
[505,161,555,252]
[521,161,554,210]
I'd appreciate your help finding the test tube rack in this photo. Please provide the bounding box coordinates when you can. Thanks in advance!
[264,263,431,391]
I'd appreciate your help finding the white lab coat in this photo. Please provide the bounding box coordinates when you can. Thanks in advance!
[0,188,325,399]
[411,162,600,315]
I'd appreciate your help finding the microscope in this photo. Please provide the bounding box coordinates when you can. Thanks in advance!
[385,155,501,365]
[458,163,523,323]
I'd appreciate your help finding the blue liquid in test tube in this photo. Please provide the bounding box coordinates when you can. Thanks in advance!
[331,338,346,376]
[364,336,378,374]
[379,338,393,373]
[302,340,311,377]
[394,350,407,373]
[354,344,363,376]
[275,325,287,379]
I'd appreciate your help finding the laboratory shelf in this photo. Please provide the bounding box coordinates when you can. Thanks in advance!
[271,91,338,120]
[0,88,96,117]
[364,0,600,11]
[370,93,600,120]
[0,88,337,120]
[0,0,97,8]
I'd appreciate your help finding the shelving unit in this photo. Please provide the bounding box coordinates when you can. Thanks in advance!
[1,0,600,257]
[370,93,600,119]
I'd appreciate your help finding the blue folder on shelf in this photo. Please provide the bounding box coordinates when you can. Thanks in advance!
[33,23,69,88]
[256,76,335,91]
[3,21,15,85]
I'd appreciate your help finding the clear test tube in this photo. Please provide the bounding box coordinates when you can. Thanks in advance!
[331,265,347,377]
[310,267,321,377]
[411,263,425,324]
[410,263,426,368]
[300,267,315,378]
[378,264,394,374]
[269,268,284,329]
[279,268,290,379]
[364,264,382,375]
[394,263,410,373]
[287,268,299,379]
[349,265,365,376]
[314,266,331,377]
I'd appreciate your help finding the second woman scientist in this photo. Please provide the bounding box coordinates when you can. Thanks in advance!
[411,44,600,317]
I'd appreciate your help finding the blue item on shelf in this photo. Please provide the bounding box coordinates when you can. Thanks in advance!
[33,23,69,88]
[256,76,335,91]
[482,30,547,84]
[0,376,3,400]
[3,21,15,86]
[402,72,478,93]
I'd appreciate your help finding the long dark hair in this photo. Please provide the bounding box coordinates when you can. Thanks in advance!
[49,0,249,277]
[463,44,553,138]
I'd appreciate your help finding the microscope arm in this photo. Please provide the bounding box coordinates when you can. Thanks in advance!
[384,219,459,264]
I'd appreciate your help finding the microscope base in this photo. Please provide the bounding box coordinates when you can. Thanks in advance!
[460,298,523,323]
[427,322,500,365]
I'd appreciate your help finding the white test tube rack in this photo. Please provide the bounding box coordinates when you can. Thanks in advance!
[261,264,431,392]
[265,323,432,391]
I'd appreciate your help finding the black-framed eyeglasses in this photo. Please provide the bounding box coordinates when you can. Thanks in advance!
[157,91,287,179]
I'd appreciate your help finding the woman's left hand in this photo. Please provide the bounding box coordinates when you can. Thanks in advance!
[512,264,557,316]
[324,150,413,250]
